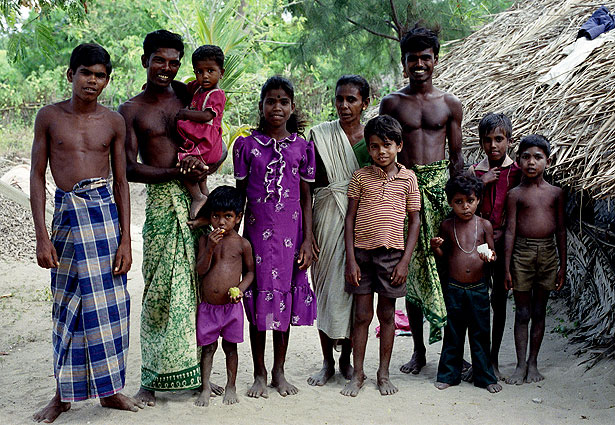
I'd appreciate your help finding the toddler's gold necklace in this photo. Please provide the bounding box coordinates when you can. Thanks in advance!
[454,215,478,254]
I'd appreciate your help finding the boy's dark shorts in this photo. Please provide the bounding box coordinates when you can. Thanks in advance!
[345,247,406,298]
[511,236,558,292]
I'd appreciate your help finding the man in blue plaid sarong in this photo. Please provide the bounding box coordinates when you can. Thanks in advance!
[30,44,143,423]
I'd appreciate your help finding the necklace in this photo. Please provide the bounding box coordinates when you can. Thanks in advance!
[454,216,478,254]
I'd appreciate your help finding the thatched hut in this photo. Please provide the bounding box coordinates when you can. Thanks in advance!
[434,0,615,364]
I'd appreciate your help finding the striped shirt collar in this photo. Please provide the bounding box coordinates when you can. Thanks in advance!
[369,163,412,180]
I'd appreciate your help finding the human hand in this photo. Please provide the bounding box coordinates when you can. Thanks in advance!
[187,216,210,230]
[298,240,314,270]
[504,271,513,291]
[311,239,320,262]
[345,259,361,287]
[36,238,59,269]
[556,267,565,291]
[175,109,187,121]
[479,249,495,263]
[430,237,444,250]
[177,156,208,182]
[481,168,500,184]
[228,287,243,303]
[208,228,225,246]
[391,259,409,286]
[113,241,132,275]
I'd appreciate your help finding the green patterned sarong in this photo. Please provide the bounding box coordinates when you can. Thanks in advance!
[140,181,201,391]
[406,160,450,344]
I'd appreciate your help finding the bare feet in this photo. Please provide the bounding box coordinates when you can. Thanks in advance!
[33,394,71,423]
[434,382,451,390]
[211,382,224,396]
[376,372,398,396]
[223,385,239,405]
[134,387,156,407]
[505,364,527,385]
[272,370,298,396]
[340,373,365,397]
[400,351,426,374]
[339,359,354,381]
[461,359,473,382]
[247,375,268,398]
[99,393,144,412]
[307,363,335,386]
[189,195,208,220]
[487,383,502,393]
[492,362,505,381]
[194,384,212,407]
[525,364,544,383]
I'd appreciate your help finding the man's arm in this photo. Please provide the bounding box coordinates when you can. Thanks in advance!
[503,191,518,290]
[378,94,398,117]
[29,107,58,269]
[555,188,567,290]
[110,112,132,275]
[344,198,361,286]
[446,94,464,177]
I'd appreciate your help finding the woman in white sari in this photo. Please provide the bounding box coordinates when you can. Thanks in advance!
[307,75,370,386]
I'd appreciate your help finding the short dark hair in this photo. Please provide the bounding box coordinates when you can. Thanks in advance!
[364,115,402,145]
[518,134,551,157]
[445,174,484,202]
[192,45,224,69]
[257,75,306,135]
[336,75,370,102]
[400,25,440,60]
[69,43,112,75]
[143,30,184,60]
[478,113,512,140]
[200,185,245,217]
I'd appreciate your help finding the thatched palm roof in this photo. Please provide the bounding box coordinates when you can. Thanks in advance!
[434,0,615,199]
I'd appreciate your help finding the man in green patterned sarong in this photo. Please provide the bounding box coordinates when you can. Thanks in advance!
[120,30,224,406]
[380,26,464,374]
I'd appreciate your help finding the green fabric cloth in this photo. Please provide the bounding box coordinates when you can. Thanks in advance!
[352,138,371,168]
[406,160,451,344]
[140,180,201,391]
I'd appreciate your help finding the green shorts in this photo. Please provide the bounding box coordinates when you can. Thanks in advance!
[511,236,558,292]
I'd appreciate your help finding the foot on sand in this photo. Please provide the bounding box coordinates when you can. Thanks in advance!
[100,393,144,412]
[194,384,212,407]
[461,359,473,382]
[376,372,398,396]
[505,365,527,385]
[247,375,268,398]
[492,363,505,381]
[340,373,365,397]
[33,395,71,423]
[434,382,451,390]
[189,195,208,220]
[525,364,544,383]
[486,383,502,393]
[272,371,298,396]
[400,351,426,375]
[134,387,156,407]
[339,359,354,381]
[307,363,335,386]
[223,386,239,405]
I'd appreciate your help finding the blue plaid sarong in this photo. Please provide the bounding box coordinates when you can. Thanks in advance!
[50,178,130,402]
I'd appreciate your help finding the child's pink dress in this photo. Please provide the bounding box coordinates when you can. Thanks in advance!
[177,81,226,165]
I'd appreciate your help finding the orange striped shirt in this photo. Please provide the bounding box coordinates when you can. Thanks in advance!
[347,164,421,250]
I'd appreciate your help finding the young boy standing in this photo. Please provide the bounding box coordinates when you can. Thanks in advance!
[469,113,521,379]
[30,43,142,423]
[431,175,502,393]
[504,135,566,385]
[342,115,421,397]
[193,186,254,406]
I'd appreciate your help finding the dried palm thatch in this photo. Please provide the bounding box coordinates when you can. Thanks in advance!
[434,0,615,199]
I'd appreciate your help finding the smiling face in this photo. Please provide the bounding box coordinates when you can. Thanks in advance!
[402,47,437,82]
[67,64,109,102]
[449,192,479,221]
[142,47,181,88]
[260,88,295,130]
[480,126,510,163]
[335,84,368,126]
[519,146,549,179]
[368,135,402,169]
[210,210,242,233]
[194,59,224,91]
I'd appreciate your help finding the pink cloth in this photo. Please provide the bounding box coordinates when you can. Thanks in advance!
[196,301,244,346]
[177,83,226,165]
[375,310,412,337]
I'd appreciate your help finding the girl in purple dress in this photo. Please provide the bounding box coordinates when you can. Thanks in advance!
[233,76,317,398]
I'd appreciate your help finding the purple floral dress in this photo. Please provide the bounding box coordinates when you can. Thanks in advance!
[233,131,317,332]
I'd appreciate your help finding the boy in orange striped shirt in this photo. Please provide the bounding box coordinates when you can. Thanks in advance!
[341,115,421,397]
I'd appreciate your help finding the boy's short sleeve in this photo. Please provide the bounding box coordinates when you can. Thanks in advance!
[406,171,421,212]
[202,89,226,117]
[233,136,250,180]
[299,139,316,182]
[347,171,361,199]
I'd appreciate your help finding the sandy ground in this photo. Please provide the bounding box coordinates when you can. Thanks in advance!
[1,176,614,424]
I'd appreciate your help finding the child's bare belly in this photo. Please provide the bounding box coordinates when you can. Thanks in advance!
[448,253,485,283]
[201,262,241,305]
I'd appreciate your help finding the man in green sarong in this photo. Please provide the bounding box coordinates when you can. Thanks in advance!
[119,30,224,406]
[380,26,463,374]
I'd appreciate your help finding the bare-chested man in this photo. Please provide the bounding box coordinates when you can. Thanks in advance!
[31,43,143,423]
[118,30,225,406]
[379,26,463,374]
